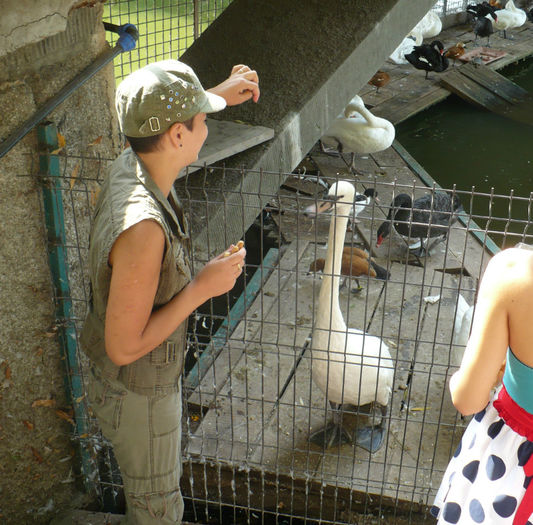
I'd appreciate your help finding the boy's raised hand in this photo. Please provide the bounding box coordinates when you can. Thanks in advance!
[208,65,260,106]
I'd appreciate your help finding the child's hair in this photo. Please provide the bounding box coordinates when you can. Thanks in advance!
[126,117,195,154]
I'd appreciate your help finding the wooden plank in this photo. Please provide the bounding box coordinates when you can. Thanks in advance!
[187,118,274,174]
[457,63,527,103]
[187,242,308,407]
[440,63,533,125]
[184,247,280,393]
[185,241,313,460]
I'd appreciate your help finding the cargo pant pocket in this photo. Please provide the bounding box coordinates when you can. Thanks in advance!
[87,367,126,433]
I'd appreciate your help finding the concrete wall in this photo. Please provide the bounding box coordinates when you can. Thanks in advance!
[0,4,119,523]
[178,0,437,258]
[0,0,79,58]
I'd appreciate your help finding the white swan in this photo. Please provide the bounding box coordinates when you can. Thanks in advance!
[491,0,527,38]
[413,10,442,39]
[304,181,394,452]
[389,29,423,64]
[321,95,395,173]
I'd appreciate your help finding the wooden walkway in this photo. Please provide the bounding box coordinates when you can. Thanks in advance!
[360,20,533,124]
[183,144,491,519]
[182,19,533,522]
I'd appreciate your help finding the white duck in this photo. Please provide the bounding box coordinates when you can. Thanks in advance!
[491,0,527,38]
[452,294,474,367]
[321,95,395,174]
[389,29,423,64]
[304,181,394,452]
[413,10,442,39]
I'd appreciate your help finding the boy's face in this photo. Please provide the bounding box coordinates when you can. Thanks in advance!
[184,112,208,163]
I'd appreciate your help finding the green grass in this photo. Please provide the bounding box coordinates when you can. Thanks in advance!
[103,0,232,80]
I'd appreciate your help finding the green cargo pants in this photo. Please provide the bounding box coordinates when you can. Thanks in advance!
[87,365,184,524]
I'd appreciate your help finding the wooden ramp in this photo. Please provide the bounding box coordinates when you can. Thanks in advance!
[186,118,275,174]
[181,144,496,521]
[440,62,533,125]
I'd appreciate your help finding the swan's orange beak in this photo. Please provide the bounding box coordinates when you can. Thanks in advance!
[376,234,384,247]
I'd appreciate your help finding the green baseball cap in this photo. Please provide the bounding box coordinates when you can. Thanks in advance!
[115,59,226,137]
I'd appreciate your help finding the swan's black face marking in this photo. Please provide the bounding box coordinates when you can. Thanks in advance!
[354,194,368,203]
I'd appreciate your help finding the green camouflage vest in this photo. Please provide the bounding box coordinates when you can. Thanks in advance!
[80,148,191,395]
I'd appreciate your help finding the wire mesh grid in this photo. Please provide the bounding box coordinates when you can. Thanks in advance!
[103,0,232,81]
[27,147,533,523]
[432,1,470,17]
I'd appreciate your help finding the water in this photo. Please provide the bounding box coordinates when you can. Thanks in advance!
[396,58,533,247]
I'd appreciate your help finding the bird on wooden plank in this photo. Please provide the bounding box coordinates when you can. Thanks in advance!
[404,40,449,80]
[445,43,467,66]
[376,191,464,257]
[308,245,390,293]
[412,9,443,39]
[304,181,394,451]
[349,188,380,230]
[368,71,391,93]
[389,31,423,64]
[321,95,395,175]
[467,3,498,45]
[491,0,527,39]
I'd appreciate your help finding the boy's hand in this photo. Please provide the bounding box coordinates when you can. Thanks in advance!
[208,65,260,106]
[194,243,246,298]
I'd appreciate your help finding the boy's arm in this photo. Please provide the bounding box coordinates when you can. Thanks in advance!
[208,64,260,105]
[104,219,245,366]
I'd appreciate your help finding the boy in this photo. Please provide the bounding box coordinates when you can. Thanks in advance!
[81,60,259,523]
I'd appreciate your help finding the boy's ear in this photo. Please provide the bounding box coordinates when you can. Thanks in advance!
[167,122,183,147]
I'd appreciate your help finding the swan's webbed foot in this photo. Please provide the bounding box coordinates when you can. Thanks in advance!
[353,424,386,453]
[310,422,352,448]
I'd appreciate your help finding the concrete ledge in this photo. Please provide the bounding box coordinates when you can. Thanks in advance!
[177,0,436,256]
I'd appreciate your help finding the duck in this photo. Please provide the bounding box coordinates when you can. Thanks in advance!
[453,294,474,348]
[304,181,394,451]
[405,40,449,80]
[368,71,391,93]
[308,245,390,293]
[389,30,423,65]
[351,188,379,226]
[412,10,443,39]
[445,42,467,66]
[376,191,464,256]
[491,0,527,39]
[467,3,498,45]
[321,96,395,174]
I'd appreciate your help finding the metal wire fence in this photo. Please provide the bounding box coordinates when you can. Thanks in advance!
[28,141,533,522]
[103,0,232,80]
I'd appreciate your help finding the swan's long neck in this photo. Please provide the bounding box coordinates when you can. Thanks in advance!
[346,103,379,128]
[317,204,350,332]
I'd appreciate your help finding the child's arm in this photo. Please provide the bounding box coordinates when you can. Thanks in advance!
[208,64,260,105]
[104,219,245,366]
[449,251,510,415]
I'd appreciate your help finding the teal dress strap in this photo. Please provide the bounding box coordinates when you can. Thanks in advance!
[503,347,533,414]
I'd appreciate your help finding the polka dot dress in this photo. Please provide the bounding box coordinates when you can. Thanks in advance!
[431,389,533,524]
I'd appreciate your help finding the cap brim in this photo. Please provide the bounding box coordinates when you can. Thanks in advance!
[201,92,227,114]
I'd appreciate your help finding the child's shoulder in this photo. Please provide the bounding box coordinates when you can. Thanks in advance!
[488,247,533,286]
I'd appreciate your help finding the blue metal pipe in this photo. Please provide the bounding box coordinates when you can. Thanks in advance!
[0,23,137,159]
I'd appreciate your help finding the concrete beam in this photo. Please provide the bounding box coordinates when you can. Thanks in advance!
[0,1,81,58]
[178,0,437,257]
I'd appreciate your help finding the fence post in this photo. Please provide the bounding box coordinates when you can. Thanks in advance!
[37,122,97,494]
